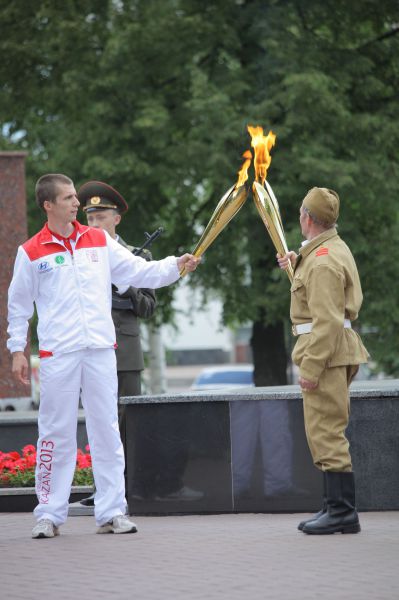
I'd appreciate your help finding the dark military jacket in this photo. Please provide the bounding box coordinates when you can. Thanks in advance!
[290,228,369,383]
[112,236,156,372]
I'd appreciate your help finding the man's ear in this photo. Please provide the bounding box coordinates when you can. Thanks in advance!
[115,214,122,226]
[43,200,52,213]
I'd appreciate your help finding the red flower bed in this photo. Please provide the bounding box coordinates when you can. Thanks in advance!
[0,444,93,487]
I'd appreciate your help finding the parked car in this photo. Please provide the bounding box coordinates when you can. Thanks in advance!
[191,364,254,390]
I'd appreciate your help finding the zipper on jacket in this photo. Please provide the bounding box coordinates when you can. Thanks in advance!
[70,253,91,345]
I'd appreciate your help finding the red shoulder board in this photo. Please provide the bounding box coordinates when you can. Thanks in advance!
[316,246,329,257]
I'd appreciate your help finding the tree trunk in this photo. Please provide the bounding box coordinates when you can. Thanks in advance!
[250,316,288,386]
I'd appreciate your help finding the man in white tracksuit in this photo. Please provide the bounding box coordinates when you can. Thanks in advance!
[7,173,200,539]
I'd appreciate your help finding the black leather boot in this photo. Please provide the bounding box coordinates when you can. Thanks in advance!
[297,471,327,531]
[302,471,360,535]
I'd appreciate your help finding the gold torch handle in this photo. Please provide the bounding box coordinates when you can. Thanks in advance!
[180,184,249,277]
[253,181,294,284]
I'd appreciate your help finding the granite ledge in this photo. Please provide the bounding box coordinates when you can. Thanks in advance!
[120,378,399,405]
[0,485,92,496]
[0,410,86,425]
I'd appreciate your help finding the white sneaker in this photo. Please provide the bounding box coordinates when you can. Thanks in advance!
[97,515,138,534]
[32,519,60,539]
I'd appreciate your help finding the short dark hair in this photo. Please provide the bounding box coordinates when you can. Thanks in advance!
[35,174,73,211]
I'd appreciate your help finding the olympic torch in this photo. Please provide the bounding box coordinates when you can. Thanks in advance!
[248,126,293,283]
[180,151,252,276]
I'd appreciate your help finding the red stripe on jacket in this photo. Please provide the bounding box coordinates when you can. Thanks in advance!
[75,227,107,250]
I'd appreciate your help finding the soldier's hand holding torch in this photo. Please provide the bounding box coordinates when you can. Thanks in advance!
[276,251,297,272]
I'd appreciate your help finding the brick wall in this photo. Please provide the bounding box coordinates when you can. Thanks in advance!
[0,152,31,399]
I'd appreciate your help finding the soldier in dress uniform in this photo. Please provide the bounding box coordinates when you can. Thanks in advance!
[277,187,369,535]
[78,180,156,506]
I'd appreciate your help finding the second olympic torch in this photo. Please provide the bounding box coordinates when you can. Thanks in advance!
[180,151,252,276]
[248,126,294,283]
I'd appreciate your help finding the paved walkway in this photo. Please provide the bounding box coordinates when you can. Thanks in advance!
[1,512,398,600]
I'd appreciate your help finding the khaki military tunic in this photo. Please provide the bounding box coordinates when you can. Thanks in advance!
[290,228,368,471]
[291,228,368,382]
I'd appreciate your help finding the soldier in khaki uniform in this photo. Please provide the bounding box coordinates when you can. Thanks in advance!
[278,187,368,535]
[78,181,156,506]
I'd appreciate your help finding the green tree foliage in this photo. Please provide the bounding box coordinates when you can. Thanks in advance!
[1,0,398,377]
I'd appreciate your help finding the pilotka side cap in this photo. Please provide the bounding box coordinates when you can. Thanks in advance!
[303,187,340,226]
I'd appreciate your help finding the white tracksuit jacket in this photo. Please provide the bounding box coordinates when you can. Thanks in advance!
[7,221,180,356]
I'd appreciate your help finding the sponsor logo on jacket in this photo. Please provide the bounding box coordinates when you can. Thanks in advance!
[86,249,99,262]
[38,261,52,273]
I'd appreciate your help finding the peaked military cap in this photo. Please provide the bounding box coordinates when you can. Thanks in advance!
[78,181,128,214]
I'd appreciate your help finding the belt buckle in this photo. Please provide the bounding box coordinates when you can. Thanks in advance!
[292,324,297,336]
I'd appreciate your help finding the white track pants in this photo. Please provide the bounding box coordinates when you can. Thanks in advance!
[34,348,126,527]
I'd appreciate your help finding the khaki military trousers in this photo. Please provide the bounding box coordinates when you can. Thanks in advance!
[301,365,358,472]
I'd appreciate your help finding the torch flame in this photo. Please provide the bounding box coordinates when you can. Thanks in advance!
[247,125,276,186]
[235,150,252,189]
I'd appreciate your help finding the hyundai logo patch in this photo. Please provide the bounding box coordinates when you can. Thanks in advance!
[38,261,52,273]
